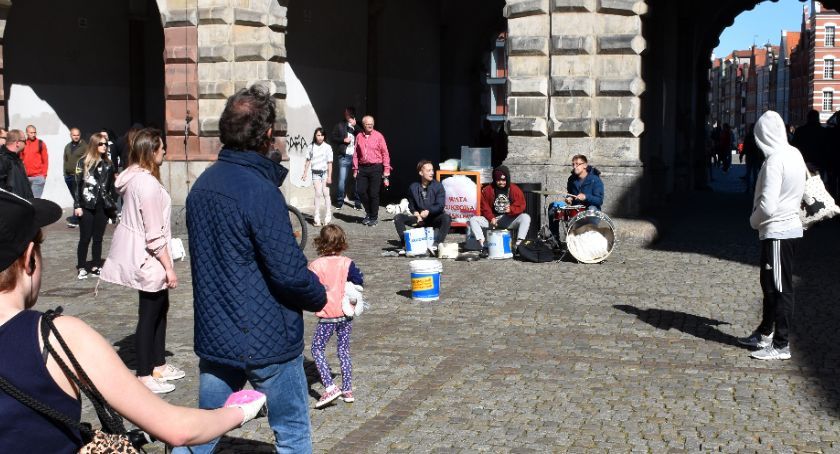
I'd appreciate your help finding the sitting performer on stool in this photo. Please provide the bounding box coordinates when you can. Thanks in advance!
[468,165,531,257]
[550,154,605,239]
[394,160,451,252]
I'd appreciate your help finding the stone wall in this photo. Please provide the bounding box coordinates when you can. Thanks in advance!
[504,0,647,216]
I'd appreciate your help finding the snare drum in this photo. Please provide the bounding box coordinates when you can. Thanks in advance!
[554,205,586,222]
[565,210,616,263]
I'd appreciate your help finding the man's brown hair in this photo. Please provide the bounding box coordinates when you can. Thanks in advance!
[572,154,588,164]
[416,160,433,173]
[314,224,349,256]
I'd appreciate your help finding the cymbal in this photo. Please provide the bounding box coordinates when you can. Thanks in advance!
[531,190,566,196]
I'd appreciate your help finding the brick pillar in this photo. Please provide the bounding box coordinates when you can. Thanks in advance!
[505,0,648,216]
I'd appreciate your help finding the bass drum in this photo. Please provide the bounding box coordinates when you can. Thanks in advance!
[565,210,616,263]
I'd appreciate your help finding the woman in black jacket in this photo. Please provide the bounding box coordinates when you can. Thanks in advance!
[73,133,117,279]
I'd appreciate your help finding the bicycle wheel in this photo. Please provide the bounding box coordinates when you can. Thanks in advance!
[288,205,308,251]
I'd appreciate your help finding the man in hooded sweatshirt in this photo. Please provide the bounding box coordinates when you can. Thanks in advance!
[565,154,604,210]
[467,165,531,257]
[738,110,806,361]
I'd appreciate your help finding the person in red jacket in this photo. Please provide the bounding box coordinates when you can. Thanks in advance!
[20,125,48,198]
[467,165,531,257]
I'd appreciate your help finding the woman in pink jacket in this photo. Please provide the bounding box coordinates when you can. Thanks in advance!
[100,128,183,394]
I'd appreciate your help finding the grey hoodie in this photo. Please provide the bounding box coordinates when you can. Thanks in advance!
[750,111,807,239]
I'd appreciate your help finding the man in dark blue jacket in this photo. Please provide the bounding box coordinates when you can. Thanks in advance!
[566,154,604,210]
[393,160,451,251]
[180,86,326,454]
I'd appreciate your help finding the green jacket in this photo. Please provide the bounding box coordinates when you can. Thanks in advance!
[63,141,86,176]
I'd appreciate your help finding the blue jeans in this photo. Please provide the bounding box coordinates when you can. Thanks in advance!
[171,354,312,454]
[336,154,360,207]
[29,175,45,198]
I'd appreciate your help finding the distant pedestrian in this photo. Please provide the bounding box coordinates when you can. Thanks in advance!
[738,111,806,361]
[0,129,33,199]
[20,125,48,198]
[330,107,362,210]
[793,110,829,179]
[63,128,86,227]
[100,128,185,393]
[742,124,763,191]
[301,127,333,226]
[72,133,117,279]
[309,225,364,409]
[353,115,391,226]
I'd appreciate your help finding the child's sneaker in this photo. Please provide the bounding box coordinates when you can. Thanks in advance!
[139,376,175,394]
[324,214,332,225]
[341,391,354,403]
[153,364,186,381]
[315,385,341,409]
[313,218,322,227]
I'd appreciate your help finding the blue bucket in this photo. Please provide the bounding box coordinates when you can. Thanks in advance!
[409,260,442,301]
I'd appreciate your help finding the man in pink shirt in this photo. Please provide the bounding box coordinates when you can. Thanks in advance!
[352,115,391,226]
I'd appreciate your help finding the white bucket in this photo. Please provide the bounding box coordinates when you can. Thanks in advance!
[404,228,429,256]
[487,229,513,259]
[425,227,435,250]
[436,242,459,259]
[409,259,442,301]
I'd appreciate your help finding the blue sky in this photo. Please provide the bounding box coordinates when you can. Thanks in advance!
[713,0,808,58]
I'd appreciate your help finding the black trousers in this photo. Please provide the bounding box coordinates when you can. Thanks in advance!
[135,289,170,376]
[77,202,107,269]
[394,212,452,245]
[757,238,799,348]
[356,164,383,219]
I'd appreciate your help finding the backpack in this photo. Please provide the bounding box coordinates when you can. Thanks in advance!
[516,239,554,263]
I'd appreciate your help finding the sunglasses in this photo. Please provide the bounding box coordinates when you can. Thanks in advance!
[98,142,108,146]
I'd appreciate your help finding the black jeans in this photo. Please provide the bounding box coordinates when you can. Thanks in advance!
[394,212,452,245]
[77,202,107,269]
[356,164,383,219]
[757,238,799,348]
[135,289,170,376]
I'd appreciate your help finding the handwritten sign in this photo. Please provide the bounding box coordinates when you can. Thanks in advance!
[439,172,480,224]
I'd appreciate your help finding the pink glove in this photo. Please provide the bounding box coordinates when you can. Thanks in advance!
[223,390,267,426]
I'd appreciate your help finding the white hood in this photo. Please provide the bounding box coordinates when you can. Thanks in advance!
[754,110,797,161]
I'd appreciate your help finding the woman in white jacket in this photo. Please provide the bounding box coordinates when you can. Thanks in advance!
[738,110,806,360]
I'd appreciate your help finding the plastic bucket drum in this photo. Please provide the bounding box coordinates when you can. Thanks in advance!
[404,228,429,256]
[410,260,442,301]
[425,227,435,250]
[487,230,513,259]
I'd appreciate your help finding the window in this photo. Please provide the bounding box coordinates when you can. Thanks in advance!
[828,26,836,47]
[825,59,835,79]
[823,90,834,112]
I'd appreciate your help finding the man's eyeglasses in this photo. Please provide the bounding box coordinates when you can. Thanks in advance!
[571,162,586,168]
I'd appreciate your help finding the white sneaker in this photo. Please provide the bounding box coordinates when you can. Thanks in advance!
[140,376,175,394]
[77,269,89,280]
[324,214,332,225]
[750,345,791,360]
[313,218,322,227]
[153,364,186,381]
[738,331,773,349]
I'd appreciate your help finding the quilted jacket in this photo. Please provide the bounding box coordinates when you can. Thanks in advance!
[186,149,326,368]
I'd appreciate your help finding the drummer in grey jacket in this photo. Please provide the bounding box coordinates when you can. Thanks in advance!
[393,160,450,252]
[738,110,807,361]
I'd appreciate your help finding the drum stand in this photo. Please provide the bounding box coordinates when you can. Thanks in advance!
[535,193,567,260]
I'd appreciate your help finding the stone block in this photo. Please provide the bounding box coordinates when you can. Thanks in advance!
[551,36,595,55]
[597,0,648,16]
[594,55,641,78]
[232,61,266,80]
[267,42,287,62]
[550,138,595,163]
[597,34,646,55]
[509,96,548,118]
[596,117,645,137]
[268,2,288,31]
[199,136,222,155]
[500,163,552,186]
[601,13,643,34]
[198,24,230,48]
[552,0,595,12]
[550,118,593,137]
[508,55,549,78]
[199,116,219,135]
[507,117,548,136]
[508,14,549,36]
[592,137,642,165]
[597,77,645,96]
[507,136,551,162]
[165,63,198,99]
[161,6,198,27]
[504,0,548,18]
[198,80,234,99]
[595,96,639,118]
[234,43,271,62]
[165,99,198,135]
[164,26,198,63]
[551,12,598,35]
[273,81,288,98]
[197,45,233,63]
[196,0,227,7]
[163,136,199,162]
[598,165,643,216]
[199,99,226,121]
[551,55,594,78]
[197,6,232,24]
[233,7,268,26]
[267,61,285,81]
[198,62,232,82]
[509,36,549,56]
[551,77,594,96]
[508,77,549,97]
[231,24,268,44]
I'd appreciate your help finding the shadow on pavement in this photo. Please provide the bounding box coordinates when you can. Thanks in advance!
[113,334,172,371]
[648,164,840,417]
[614,304,742,348]
[215,436,275,452]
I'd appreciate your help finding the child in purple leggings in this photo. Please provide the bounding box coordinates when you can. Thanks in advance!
[308,225,364,408]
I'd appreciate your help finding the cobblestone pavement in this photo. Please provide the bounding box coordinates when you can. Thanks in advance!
[35,164,840,453]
